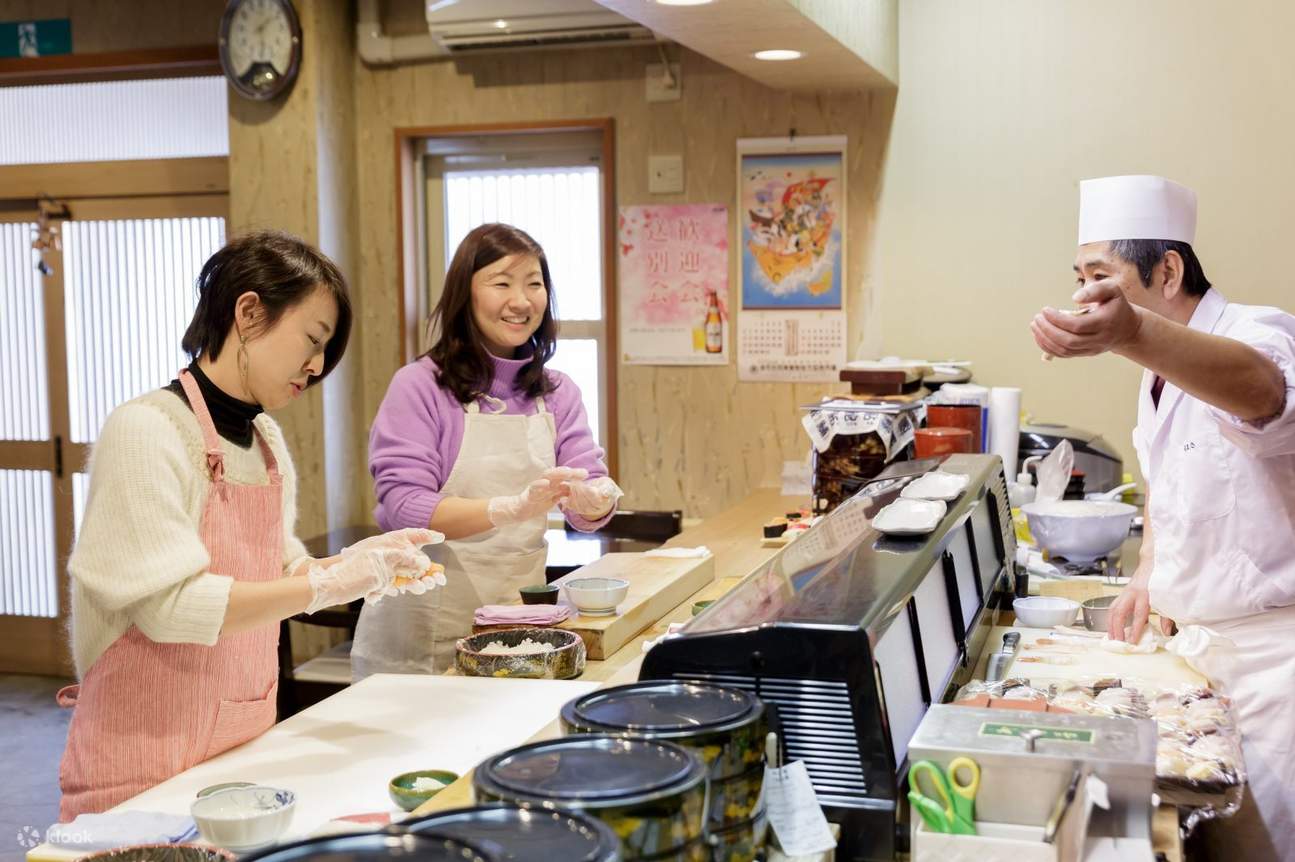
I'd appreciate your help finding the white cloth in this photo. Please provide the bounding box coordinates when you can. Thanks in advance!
[67,389,307,677]
[1077,174,1197,245]
[1132,290,1295,623]
[47,810,197,849]
[352,397,555,678]
[644,546,711,559]
[1167,608,1295,861]
[1131,289,1295,860]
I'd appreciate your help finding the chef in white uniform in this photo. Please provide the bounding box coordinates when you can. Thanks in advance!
[1031,175,1295,861]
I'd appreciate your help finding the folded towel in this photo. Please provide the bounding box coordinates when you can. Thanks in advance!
[474,604,573,626]
[47,811,198,850]
[644,546,711,559]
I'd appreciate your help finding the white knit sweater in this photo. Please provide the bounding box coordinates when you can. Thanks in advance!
[68,388,308,677]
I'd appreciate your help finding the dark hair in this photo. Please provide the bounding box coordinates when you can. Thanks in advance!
[425,223,558,404]
[182,230,352,385]
[1108,239,1212,298]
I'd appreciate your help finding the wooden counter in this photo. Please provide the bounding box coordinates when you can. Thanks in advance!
[414,489,807,814]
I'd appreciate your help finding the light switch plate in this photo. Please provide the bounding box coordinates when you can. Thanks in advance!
[646,62,682,102]
[649,154,684,194]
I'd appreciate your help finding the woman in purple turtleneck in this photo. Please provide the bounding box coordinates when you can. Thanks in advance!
[352,223,622,677]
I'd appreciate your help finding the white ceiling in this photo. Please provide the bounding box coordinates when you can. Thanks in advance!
[593,0,896,91]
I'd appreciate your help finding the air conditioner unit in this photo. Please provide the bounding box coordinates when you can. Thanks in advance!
[425,0,657,55]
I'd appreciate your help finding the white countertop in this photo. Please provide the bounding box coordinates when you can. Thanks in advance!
[27,674,599,861]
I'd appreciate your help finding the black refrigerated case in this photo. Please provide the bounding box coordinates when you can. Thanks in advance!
[639,453,1017,861]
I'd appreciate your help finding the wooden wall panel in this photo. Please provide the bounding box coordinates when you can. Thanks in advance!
[0,1,223,54]
[354,48,895,518]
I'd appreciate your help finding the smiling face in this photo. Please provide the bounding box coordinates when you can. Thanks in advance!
[469,253,549,358]
[1073,241,1173,317]
[238,286,339,410]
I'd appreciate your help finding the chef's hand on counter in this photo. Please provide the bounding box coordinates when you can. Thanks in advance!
[561,475,625,520]
[1031,280,1143,359]
[487,477,569,527]
[1107,567,1175,641]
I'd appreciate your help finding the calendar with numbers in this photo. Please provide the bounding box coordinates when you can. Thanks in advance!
[738,310,846,382]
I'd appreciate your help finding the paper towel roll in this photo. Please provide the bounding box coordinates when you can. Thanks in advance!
[989,387,1022,478]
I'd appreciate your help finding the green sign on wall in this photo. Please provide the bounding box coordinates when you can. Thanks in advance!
[0,19,72,59]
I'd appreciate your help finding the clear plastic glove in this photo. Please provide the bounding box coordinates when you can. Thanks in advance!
[487,478,568,527]
[305,546,429,614]
[561,475,624,519]
[542,466,588,485]
[342,527,444,556]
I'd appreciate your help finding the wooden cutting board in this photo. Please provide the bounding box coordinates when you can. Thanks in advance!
[551,552,715,660]
[983,625,1206,689]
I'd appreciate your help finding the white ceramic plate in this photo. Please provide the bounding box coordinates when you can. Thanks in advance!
[900,471,969,502]
[871,498,947,536]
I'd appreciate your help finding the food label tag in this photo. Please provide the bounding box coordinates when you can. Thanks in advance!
[763,760,837,855]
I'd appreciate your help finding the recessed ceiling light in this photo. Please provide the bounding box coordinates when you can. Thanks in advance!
[754,49,803,61]
[655,0,714,5]
[492,19,508,29]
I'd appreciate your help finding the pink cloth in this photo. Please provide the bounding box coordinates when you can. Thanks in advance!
[473,604,573,626]
[58,370,283,819]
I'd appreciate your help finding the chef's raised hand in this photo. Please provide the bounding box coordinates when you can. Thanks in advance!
[562,475,625,519]
[342,527,444,556]
[304,546,429,614]
[1031,280,1143,359]
[486,478,569,527]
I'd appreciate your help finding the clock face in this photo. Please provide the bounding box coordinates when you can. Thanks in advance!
[219,0,301,101]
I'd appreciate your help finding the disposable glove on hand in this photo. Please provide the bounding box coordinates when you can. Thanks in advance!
[342,527,444,556]
[305,547,429,614]
[487,478,568,527]
[562,475,624,519]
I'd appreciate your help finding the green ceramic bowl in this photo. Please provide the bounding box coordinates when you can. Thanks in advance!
[519,584,560,605]
[388,769,459,812]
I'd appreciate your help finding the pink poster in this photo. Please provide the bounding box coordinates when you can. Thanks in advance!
[618,204,729,365]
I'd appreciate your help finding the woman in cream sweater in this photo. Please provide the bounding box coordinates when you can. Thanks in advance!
[58,230,442,819]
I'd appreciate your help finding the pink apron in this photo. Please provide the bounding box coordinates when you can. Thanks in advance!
[58,370,283,820]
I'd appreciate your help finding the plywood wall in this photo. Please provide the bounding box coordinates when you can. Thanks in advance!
[353,47,894,518]
[0,0,223,52]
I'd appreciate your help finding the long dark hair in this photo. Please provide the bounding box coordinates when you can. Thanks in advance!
[182,230,352,386]
[425,223,558,404]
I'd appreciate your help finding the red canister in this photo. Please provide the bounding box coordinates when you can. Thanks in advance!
[926,404,983,452]
[914,426,974,459]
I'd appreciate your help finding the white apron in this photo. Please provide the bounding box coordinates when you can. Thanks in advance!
[1171,608,1295,861]
[351,395,555,678]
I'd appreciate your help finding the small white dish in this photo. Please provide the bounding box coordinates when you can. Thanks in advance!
[871,498,947,536]
[1012,596,1080,628]
[190,785,295,852]
[564,577,630,616]
[900,471,969,502]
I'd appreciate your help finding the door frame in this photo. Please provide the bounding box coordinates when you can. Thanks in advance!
[393,118,619,478]
[0,159,228,676]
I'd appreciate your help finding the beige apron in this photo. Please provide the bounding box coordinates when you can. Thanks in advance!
[352,395,555,678]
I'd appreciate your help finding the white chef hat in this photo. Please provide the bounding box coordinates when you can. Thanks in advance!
[1077,175,1197,246]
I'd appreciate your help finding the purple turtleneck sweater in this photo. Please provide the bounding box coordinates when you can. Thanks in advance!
[369,354,612,533]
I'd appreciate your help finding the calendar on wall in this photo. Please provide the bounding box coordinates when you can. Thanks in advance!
[738,311,846,382]
[735,134,849,383]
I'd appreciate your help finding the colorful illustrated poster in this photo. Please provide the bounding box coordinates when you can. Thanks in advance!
[739,146,845,310]
[619,203,730,365]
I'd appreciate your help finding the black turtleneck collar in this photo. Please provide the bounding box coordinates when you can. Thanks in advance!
[165,361,263,449]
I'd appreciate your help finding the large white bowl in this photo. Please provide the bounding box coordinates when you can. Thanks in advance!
[563,576,630,616]
[1013,596,1080,628]
[190,785,295,852]
[1021,500,1137,562]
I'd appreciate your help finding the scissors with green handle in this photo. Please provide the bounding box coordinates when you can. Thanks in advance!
[907,756,980,835]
